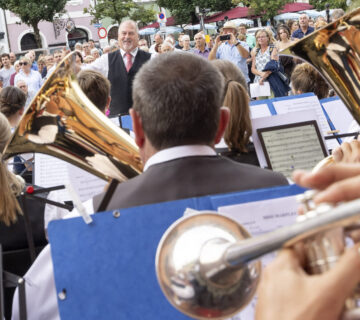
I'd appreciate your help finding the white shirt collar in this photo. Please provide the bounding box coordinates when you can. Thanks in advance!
[120,47,138,57]
[143,145,216,171]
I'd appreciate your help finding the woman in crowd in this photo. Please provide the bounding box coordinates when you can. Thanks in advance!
[161,41,175,53]
[75,50,84,67]
[9,60,20,86]
[288,20,299,37]
[0,112,24,226]
[291,63,329,99]
[276,24,295,79]
[251,29,279,98]
[37,55,47,78]
[182,35,193,52]
[14,56,42,93]
[212,60,259,166]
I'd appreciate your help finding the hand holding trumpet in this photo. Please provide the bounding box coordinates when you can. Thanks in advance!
[255,164,360,320]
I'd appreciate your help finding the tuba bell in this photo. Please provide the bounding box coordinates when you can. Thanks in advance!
[3,51,143,182]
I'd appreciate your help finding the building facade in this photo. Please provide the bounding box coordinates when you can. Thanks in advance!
[5,0,100,53]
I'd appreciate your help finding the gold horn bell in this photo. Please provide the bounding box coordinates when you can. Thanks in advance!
[3,52,142,182]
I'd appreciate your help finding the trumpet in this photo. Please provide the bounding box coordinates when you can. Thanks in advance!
[156,195,360,319]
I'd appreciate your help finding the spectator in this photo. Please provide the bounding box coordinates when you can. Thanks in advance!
[209,21,250,83]
[74,50,83,67]
[37,55,47,78]
[175,33,184,49]
[238,23,256,49]
[91,48,100,60]
[251,29,278,87]
[315,19,327,29]
[161,41,174,53]
[16,79,36,109]
[138,38,148,51]
[82,42,91,57]
[0,53,15,88]
[291,63,329,99]
[84,55,95,64]
[193,32,210,58]
[154,43,162,55]
[14,57,43,93]
[149,33,163,54]
[45,51,62,79]
[74,42,83,52]
[9,52,16,65]
[276,25,295,79]
[287,20,299,38]
[181,35,193,52]
[26,50,38,71]
[292,14,314,39]
[331,9,345,22]
[9,60,20,86]
[102,46,111,54]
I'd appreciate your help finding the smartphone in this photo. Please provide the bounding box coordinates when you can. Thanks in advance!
[220,34,231,41]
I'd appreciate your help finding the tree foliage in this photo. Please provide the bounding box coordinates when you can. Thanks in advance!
[309,0,347,11]
[156,0,234,25]
[234,0,292,22]
[84,0,156,26]
[0,0,67,48]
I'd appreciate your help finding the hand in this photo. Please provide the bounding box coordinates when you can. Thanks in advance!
[292,164,360,204]
[255,245,360,320]
[332,139,360,163]
[229,33,237,45]
[215,35,222,46]
[259,78,265,85]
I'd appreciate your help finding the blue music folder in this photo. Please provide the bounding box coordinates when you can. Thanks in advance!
[48,184,305,319]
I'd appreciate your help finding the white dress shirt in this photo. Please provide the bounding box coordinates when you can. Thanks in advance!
[83,48,139,77]
[11,145,217,320]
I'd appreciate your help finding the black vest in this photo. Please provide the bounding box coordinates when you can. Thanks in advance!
[108,50,151,115]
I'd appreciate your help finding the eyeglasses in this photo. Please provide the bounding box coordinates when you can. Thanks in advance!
[19,62,28,66]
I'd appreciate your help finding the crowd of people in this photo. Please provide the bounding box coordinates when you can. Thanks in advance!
[0,6,359,320]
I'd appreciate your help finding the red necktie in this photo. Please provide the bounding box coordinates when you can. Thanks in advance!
[125,53,133,72]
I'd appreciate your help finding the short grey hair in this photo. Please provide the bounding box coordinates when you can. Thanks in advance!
[118,20,139,34]
[331,9,344,21]
[132,52,225,150]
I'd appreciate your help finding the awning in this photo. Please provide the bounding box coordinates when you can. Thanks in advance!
[205,2,314,23]
[141,16,176,29]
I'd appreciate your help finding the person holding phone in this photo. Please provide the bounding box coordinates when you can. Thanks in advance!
[209,21,250,84]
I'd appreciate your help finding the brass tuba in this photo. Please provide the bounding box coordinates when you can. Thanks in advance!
[3,52,143,182]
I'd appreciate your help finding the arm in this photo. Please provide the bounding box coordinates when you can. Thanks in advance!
[251,49,271,84]
[208,35,221,60]
[229,33,249,59]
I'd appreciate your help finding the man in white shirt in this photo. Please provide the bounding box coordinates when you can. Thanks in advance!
[149,32,163,54]
[84,20,151,115]
[0,53,15,87]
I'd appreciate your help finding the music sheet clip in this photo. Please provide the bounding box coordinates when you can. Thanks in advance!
[65,183,93,224]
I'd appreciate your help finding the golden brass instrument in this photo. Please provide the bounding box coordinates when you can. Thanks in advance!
[156,8,360,319]
[3,52,143,182]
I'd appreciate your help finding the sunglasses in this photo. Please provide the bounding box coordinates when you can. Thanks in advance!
[19,62,28,66]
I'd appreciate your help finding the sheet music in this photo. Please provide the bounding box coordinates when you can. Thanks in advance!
[273,95,339,150]
[321,97,354,134]
[34,154,71,200]
[34,154,107,202]
[220,195,299,320]
[250,82,271,98]
[252,110,327,168]
[250,104,272,119]
[260,123,327,178]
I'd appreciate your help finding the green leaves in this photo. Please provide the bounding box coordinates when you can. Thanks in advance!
[84,0,156,25]
[0,0,67,47]
[309,0,347,11]
[248,0,291,21]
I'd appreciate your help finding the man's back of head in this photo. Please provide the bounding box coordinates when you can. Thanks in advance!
[132,52,224,150]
